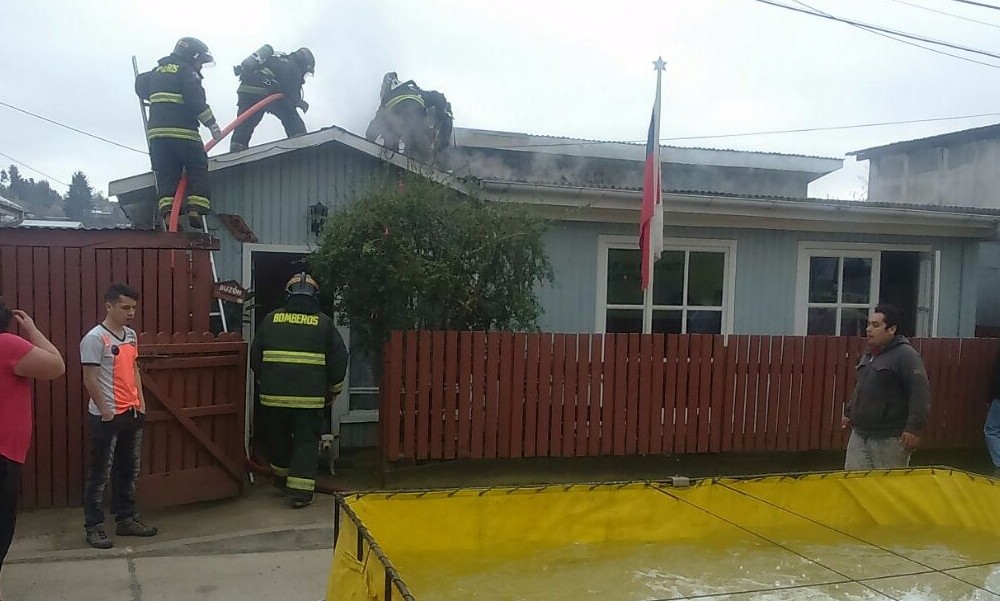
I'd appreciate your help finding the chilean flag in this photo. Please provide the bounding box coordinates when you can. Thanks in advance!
[639,85,664,290]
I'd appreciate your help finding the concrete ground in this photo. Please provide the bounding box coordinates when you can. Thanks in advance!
[3,447,994,601]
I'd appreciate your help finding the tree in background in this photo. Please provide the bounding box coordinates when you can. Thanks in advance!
[1,166,63,218]
[64,171,94,221]
[310,175,553,374]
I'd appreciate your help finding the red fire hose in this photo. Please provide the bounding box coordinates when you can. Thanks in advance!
[167,93,286,233]
[245,454,351,495]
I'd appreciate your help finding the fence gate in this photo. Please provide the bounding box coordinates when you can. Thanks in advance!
[136,333,247,507]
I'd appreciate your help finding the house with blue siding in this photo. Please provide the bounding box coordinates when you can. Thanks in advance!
[109,125,1000,448]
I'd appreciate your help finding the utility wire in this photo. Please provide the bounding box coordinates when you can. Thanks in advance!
[886,0,1000,29]
[752,0,1000,61]
[0,150,68,187]
[948,0,1000,11]
[791,0,1000,69]
[0,100,147,155]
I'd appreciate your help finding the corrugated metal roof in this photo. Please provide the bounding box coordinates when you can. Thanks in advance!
[456,127,840,161]
[475,177,1000,217]
[850,122,1000,160]
[0,194,24,211]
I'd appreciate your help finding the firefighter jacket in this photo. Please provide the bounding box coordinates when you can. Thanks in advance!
[238,55,306,108]
[382,80,425,111]
[136,55,219,143]
[250,298,348,409]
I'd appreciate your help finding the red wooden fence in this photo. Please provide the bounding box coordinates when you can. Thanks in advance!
[381,332,1000,463]
[1,229,236,509]
[136,332,247,507]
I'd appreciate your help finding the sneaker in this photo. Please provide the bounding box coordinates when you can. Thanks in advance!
[116,516,158,537]
[86,525,114,549]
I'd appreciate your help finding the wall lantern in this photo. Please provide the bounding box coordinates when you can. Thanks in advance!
[308,202,329,235]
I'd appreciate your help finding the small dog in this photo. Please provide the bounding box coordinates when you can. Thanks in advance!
[318,434,339,475]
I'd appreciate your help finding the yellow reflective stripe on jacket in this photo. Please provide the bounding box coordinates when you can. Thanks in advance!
[262,350,326,366]
[147,127,201,142]
[149,92,184,104]
[269,464,289,477]
[286,476,315,492]
[197,108,216,126]
[386,94,425,109]
[260,394,326,408]
[329,381,344,394]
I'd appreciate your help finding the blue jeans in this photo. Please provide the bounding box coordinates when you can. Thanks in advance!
[845,430,911,470]
[985,399,1000,469]
[83,410,145,529]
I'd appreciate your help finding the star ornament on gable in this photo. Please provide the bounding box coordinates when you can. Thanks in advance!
[653,57,666,71]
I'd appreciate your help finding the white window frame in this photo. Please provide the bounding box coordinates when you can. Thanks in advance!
[595,235,737,335]
[793,241,933,336]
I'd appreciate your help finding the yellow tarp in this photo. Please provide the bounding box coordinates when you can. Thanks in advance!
[327,469,1000,600]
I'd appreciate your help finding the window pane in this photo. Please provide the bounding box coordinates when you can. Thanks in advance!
[652,250,684,306]
[350,390,379,411]
[687,310,722,334]
[842,258,872,304]
[607,249,643,305]
[840,307,869,337]
[651,310,682,334]
[807,307,837,335]
[606,309,643,333]
[687,252,725,307]
[808,256,839,303]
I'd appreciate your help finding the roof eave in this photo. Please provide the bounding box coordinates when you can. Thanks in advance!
[475,180,1000,239]
[108,126,463,200]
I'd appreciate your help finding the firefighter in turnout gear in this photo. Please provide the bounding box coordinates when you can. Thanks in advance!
[135,37,222,228]
[250,273,347,508]
[365,72,432,160]
[230,47,315,152]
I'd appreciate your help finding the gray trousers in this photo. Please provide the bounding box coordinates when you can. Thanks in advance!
[844,430,911,470]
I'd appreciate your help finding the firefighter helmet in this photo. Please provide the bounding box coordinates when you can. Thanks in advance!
[285,272,319,297]
[173,37,215,66]
[290,47,315,75]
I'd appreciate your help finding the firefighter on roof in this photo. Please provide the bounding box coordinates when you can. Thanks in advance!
[135,37,222,228]
[230,46,316,152]
[250,273,347,508]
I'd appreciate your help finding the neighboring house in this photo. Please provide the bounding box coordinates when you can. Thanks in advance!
[850,124,1000,332]
[0,194,26,226]
[109,125,1000,447]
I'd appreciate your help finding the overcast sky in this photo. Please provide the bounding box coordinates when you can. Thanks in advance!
[3,0,1000,200]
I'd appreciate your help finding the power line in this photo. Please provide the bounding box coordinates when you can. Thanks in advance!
[752,0,1000,62]
[494,111,1000,149]
[948,0,1000,11]
[0,150,69,187]
[886,0,1000,29]
[791,0,1000,69]
[0,100,147,155]
[663,111,1000,140]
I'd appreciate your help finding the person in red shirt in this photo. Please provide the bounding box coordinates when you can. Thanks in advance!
[0,297,64,599]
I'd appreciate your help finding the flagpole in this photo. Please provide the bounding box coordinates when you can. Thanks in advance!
[643,57,667,332]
